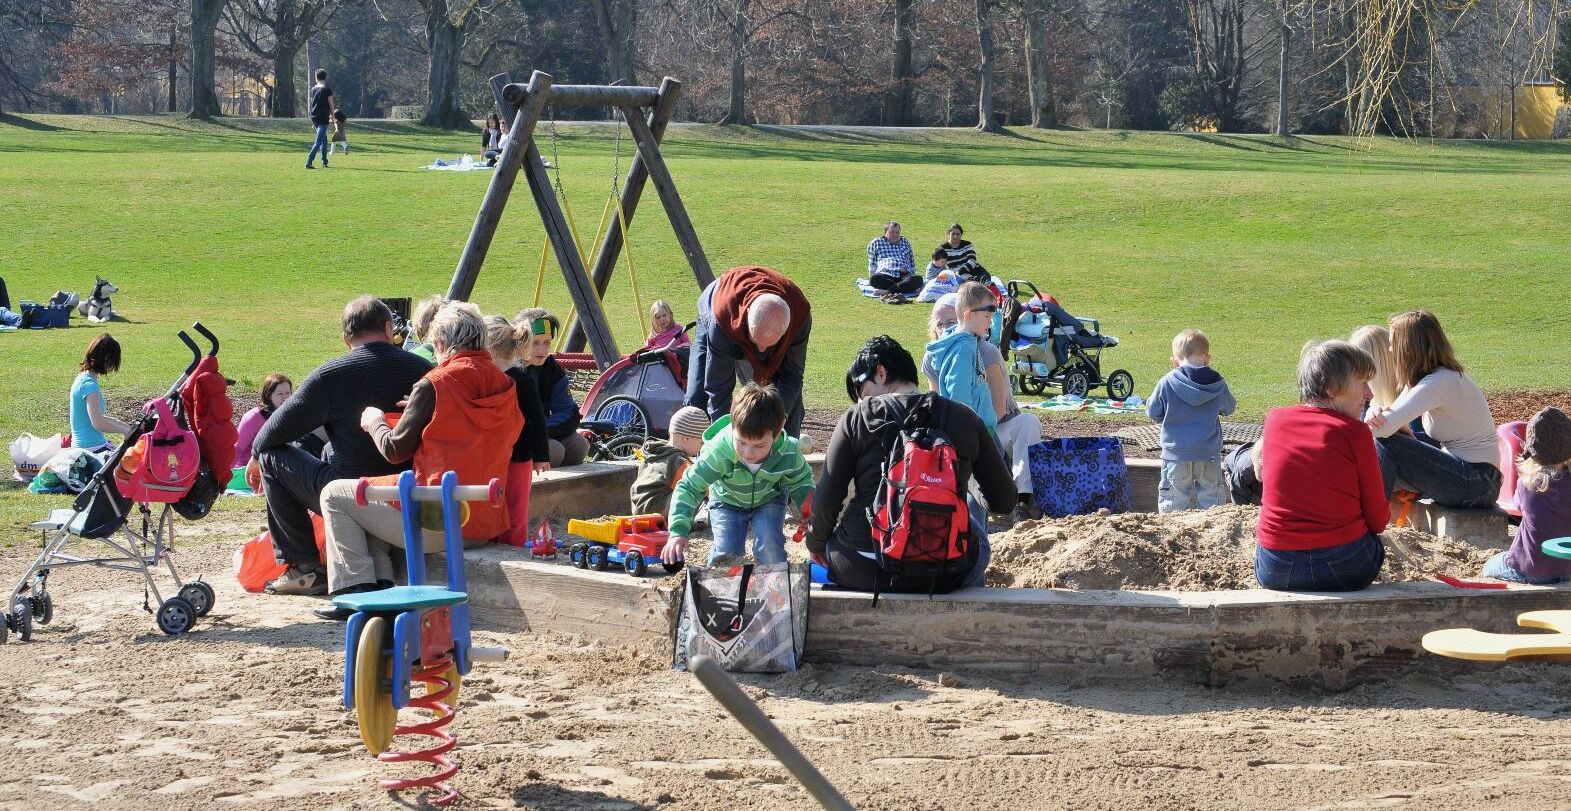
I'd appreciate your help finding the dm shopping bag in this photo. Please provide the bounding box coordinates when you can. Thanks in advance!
[10,432,63,482]
[1027,436,1134,519]
[673,561,809,674]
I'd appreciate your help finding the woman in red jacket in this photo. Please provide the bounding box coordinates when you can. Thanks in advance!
[313,302,522,620]
[1255,340,1390,592]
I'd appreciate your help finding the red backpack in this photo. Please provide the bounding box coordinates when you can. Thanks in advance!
[867,394,973,596]
[114,398,201,503]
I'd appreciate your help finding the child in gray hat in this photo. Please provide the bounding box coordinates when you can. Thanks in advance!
[1482,406,1571,583]
[629,406,710,518]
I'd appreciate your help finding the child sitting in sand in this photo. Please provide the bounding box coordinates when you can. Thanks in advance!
[1255,340,1389,592]
[1481,407,1571,584]
[1146,329,1236,513]
[661,383,814,567]
[630,406,709,517]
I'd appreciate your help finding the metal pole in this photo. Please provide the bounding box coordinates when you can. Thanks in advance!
[688,656,856,811]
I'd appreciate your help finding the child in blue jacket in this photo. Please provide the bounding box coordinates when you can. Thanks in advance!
[1147,329,1236,512]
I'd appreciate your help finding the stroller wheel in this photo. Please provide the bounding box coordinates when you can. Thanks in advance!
[1062,369,1091,399]
[10,602,32,642]
[1021,375,1048,397]
[179,582,216,618]
[155,597,197,636]
[30,592,53,625]
[1106,369,1135,400]
[593,395,652,440]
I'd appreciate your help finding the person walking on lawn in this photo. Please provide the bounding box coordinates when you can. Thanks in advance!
[306,68,335,169]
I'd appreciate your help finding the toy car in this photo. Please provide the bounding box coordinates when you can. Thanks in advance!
[565,514,683,577]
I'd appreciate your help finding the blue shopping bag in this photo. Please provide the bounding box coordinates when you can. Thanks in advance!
[1027,437,1133,518]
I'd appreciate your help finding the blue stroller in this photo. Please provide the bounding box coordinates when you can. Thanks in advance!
[1004,280,1134,399]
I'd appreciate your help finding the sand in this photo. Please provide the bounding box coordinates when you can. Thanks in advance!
[987,505,1503,591]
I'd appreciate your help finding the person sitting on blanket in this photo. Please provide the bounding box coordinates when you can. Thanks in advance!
[938,223,989,285]
[808,335,1015,593]
[312,302,523,621]
[866,221,919,299]
[70,333,133,453]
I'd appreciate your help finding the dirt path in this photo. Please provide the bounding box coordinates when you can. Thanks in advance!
[1,535,1570,810]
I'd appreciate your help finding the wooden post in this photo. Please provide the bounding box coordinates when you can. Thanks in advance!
[623,108,715,290]
[565,77,706,351]
[520,132,621,366]
[446,71,549,302]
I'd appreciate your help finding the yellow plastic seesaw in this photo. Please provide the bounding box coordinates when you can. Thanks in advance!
[1422,610,1571,662]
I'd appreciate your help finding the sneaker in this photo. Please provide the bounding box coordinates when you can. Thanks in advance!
[265,563,327,596]
[305,163,315,169]
[313,582,383,622]
[1103,336,1119,347]
[1011,502,1038,526]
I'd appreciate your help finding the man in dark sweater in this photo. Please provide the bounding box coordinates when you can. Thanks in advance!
[807,335,1014,594]
[252,296,431,595]
[305,68,335,169]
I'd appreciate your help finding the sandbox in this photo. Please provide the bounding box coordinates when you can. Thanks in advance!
[502,453,1536,690]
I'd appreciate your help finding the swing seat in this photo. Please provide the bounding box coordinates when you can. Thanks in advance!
[1422,610,1571,662]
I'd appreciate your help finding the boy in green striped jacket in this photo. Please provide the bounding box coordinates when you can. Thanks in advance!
[660,383,815,567]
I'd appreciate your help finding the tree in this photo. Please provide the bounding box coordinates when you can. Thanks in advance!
[588,0,638,84]
[1022,0,1057,127]
[417,0,483,128]
[190,0,228,118]
[49,0,184,114]
[225,0,342,117]
[1274,0,1292,134]
[888,0,915,125]
[975,0,1001,131]
[1169,0,1265,132]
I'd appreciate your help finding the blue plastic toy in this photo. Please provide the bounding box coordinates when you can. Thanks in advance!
[337,470,507,806]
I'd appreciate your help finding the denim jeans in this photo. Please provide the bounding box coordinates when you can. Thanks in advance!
[708,493,788,566]
[1158,459,1226,513]
[307,124,329,166]
[259,442,339,566]
[1482,550,1563,585]
[1255,532,1385,592]
[1375,433,1502,509]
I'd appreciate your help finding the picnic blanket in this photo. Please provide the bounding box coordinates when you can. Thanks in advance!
[1023,394,1146,415]
[423,155,492,171]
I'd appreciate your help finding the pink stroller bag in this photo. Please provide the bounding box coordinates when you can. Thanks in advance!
[114,398,200,503]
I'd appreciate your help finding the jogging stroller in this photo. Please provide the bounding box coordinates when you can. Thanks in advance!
[5,324,233,641]
[1003,280,1134,400]
[576,321,694,459]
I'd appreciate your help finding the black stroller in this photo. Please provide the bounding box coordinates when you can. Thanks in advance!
[1002,280,1134,400]
[5,324,227,641]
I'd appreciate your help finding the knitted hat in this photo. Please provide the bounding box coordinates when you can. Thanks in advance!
[668,406,711,440]
[1524,407,1571,467]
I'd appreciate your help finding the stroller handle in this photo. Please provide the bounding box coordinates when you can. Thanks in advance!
[193,322,219,356]
[176,331,201,376]
[354,477,502,508]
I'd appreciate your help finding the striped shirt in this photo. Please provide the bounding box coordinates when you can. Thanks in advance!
[867,236,915,278]
[940,240,986,282]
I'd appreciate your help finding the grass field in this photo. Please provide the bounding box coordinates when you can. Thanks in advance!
[2,113,1569,533]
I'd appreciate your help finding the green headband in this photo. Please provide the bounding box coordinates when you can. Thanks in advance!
[531,319,554,338]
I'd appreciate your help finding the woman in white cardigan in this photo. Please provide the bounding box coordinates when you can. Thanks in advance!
[1364,310,1501,509]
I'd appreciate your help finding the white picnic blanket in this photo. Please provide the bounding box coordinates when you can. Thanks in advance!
[423,155,492,172]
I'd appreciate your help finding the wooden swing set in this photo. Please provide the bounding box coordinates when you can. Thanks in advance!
[445,70,715,369]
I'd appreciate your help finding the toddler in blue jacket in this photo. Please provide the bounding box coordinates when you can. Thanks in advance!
[1147,329,1236,512]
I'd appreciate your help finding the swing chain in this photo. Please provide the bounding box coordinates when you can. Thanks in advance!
[547,104,566,201]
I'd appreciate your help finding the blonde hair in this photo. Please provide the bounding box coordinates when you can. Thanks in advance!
[954,282,993,318]
[429,302,486,354]
[1349,325,1398,408]
[1390,309,1463,389]
[1172,329,1209,362]
[484,314,529,362]
[928,298,958,341]
[411,295,450,342]
[1518,457,1566,494]
[650,299,673,323]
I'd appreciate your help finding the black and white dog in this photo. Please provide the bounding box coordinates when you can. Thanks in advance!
[78,276,117,323]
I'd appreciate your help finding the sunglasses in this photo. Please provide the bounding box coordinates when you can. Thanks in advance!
[968,304,998,314]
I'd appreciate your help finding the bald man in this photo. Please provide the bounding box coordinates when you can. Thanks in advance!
[685,266,812,436]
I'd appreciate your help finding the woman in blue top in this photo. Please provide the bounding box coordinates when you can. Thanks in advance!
[70,333,132,452]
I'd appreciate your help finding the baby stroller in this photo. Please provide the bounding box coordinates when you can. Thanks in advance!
[5,324,232,641]
[1003,280,1134,400]
[576,321,693,460]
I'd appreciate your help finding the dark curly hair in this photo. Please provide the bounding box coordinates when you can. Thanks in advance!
[845,335,917,402]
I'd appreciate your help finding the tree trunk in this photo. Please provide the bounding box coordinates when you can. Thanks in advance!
[188,0,226,119]
[975,0,1000,132]
[888,0,914,125]
[272,43,300,117]
[720,0,748,124]
[167,28,179,113]
[589,0,638,85]
[422,0,466,128]
[1275,8,1290,135]
[1023,0,1056,128]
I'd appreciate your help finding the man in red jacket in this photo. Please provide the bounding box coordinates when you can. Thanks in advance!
[684,266,811,437]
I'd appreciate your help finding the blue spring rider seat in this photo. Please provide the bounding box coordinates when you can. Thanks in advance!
[338,469,504,805]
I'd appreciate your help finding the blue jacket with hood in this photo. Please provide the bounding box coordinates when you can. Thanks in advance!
[1146,364,1236,461]
[923,325,998,430]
